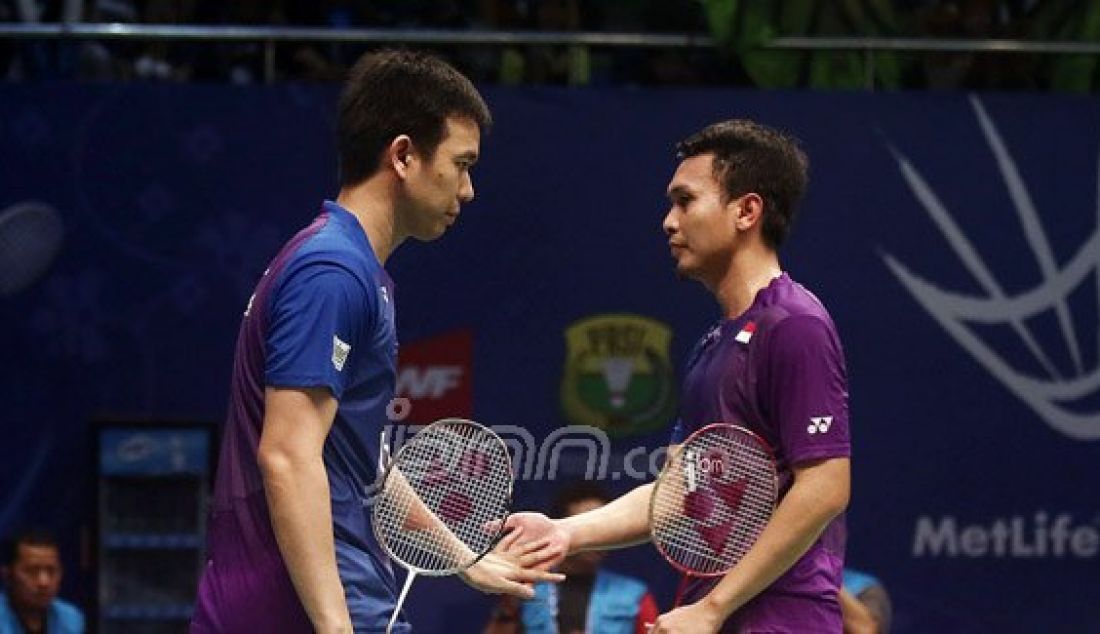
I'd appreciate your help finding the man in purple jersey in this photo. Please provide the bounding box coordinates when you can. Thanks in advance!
[191,50,561,634]
[504,120,851,633]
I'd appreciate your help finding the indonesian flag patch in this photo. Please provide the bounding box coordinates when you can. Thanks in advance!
[734,321,756,344]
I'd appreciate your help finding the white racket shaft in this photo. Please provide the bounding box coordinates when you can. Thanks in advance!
[386,570,417,634]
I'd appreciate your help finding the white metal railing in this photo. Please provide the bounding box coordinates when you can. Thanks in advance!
[0,23,713,46]
[3,24,1099,86]
[4,24,1099,53]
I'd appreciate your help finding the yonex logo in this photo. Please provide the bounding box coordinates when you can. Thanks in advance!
[884,96,1100,441]
[807,416,833,435]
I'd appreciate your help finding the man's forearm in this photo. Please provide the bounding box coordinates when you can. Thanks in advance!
[702,458,849,620]
[561,482,654,552]
[262,452,349,631]
[839,588,878,634]
[389,466,477,562]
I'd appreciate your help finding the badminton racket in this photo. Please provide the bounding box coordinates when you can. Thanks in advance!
[371,418,513,633]
[649,423,778,608]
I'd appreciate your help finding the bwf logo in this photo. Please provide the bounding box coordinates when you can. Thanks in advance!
[807,416,833,435]
[396,329,474,422]
[398,366,463,399]
[884,96,1100,441]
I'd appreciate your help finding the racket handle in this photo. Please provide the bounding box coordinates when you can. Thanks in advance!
[387,570,417,634]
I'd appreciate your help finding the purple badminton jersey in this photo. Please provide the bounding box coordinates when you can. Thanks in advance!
[669,273,851,633]
[191,202,408,633]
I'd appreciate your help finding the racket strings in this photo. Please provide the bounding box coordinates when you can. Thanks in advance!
[651,427,777,576]
[374,420,512,575]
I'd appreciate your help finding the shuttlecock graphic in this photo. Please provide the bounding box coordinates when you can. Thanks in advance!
[601,356,635,410]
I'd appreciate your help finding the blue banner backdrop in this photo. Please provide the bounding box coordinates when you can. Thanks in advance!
[1,84,1097,632]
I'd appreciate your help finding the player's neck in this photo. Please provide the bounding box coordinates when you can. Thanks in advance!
[711,247,782,320]
[336,180,399,265]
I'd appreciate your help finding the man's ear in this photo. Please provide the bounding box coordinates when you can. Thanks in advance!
[731,193,765,231]
[389,135,414,178]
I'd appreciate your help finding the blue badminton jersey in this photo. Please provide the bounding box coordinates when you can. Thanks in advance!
[193,201,408,633]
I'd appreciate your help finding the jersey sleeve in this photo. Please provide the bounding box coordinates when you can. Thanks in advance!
[265,261,371,399]
[765,314,850,464]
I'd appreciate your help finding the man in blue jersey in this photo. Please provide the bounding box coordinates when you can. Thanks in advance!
[191,49,561,634]
[840,568,891,634]
[504,120,851,633]
[0,529,84,634]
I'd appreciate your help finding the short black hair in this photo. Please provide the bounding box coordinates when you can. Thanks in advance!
[549,481,612,519]
[337,48,492,187]
[676,120,809,250]
[1,528,58,566]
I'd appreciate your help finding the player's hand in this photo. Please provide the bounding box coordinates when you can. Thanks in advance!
[459,552,564,598]
[312,611,354,634]
[500,512,571,571]
[648,600,723,634]
[493,522,563,569]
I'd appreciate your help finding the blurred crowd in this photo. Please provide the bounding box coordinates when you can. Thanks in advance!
[1,0,1099,91]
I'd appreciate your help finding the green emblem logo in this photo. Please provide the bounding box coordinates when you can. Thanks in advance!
[560,314,677,436]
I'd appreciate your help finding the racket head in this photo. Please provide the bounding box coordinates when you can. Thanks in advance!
[371,418,513,576]
[649,422,778,578]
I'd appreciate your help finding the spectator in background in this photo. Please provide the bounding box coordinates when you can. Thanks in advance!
[134,0,198,81]
[840,568,892,634]
[0,529,84,634]
[4,0,83,79]
[472,0,528,83]
[525,0,593,85]
[486,482,660,634]
[77,0,138,80]
[703,0,908,90]
[637,0,718,85]
[190,0,278,83]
